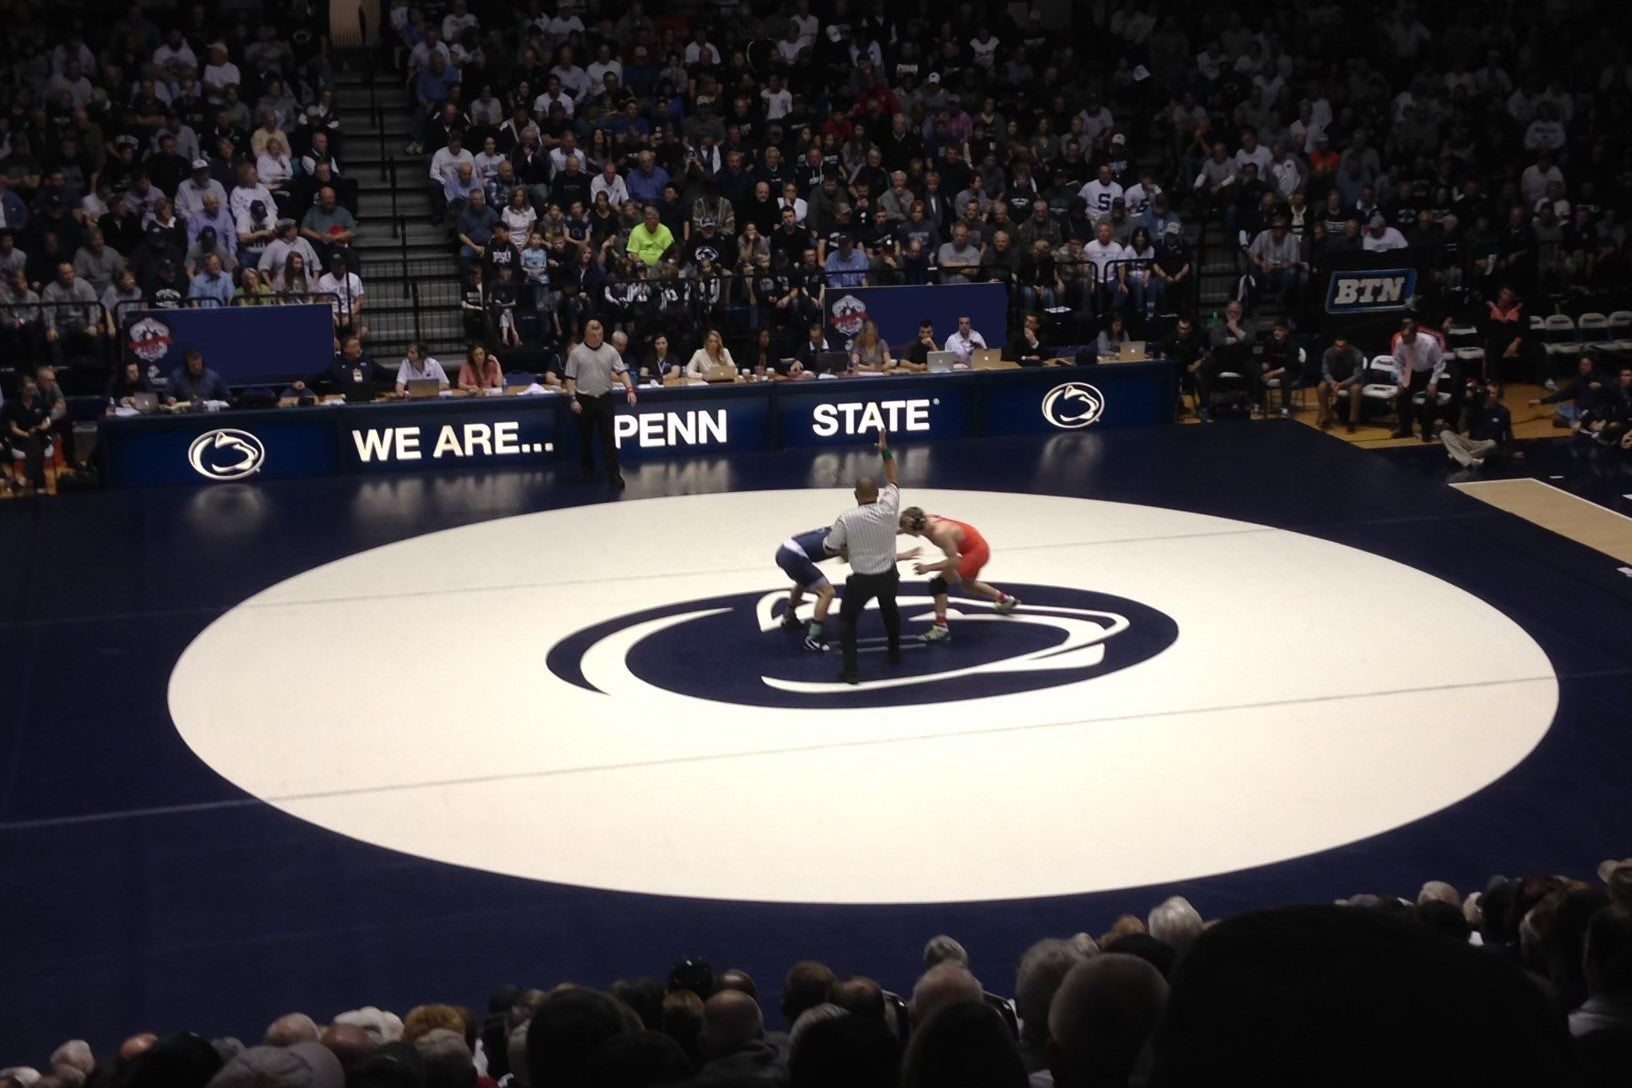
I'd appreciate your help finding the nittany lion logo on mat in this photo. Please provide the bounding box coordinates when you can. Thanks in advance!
[127,317,174,363]
[547,583,1178,709]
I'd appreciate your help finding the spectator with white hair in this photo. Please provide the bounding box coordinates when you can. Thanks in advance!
[923,935,969,971]
[48,1041,94,1087]
[264,1014,320,1048]
[1146,896,1205,953]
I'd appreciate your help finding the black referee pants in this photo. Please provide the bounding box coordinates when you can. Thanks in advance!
[576,391,620,477]
[839,567,901,677]
[1393,369,1434,437]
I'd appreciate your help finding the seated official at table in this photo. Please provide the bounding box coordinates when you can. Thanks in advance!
[167,349,231,404]
[458,343,505,392]
[1005,312,1049,364]
[395,341,451,394]
[901,319,937,371]
[792,322,835,375]
[850,320,893,372]
[326,335,381,396]
[643,333,684,383]
[105,360,156,412]
[944,315,988,366]
[685,329,737,378]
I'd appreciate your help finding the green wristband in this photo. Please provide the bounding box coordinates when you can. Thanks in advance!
[880,448,893,461]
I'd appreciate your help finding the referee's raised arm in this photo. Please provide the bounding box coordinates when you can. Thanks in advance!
[877,428,898,488]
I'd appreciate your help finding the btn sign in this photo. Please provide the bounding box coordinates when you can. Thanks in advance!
[1325,269,1417,314]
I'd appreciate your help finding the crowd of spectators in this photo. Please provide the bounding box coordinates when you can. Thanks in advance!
[0,0,368,398]
[4,862,1629,1088]
[388,0,1631,390]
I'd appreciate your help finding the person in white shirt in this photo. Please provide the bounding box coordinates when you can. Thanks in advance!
[1390,316,1447,440]
[544,10,585,44]
[778,183,808,224]
[472,136,506,183]
[441,0,478,44]
[153,31,198,75]
[969,29,1000,68]
[547,135,588,177]
[589,161,629,207]
[429,134,475,188]
[1077,101,1115,147]
[533,76,576,119]
[585,43,623,89]
[683,30,721,69]
[791,0,819,50]
[407,30,452,76]
[467,89,505,129]
[258,220,321,281]
[1288,101,1324,153]
[1268,142,1305,199]
[1078,165,1124,222]
[256,137,295,194]
[776,22,807,65]
[500,186,538,238]
[1232,132,1273,176]
[1361,214,1408,252]
[201,43,240,103]
[1519,152,1564,207]
[396,342,450,393]
[1082,220,1127,310]
[229,165,276,222]
[315,253,366,331]
[174,161,227,220]
[942,315,987,365]
[550,49,591,101]
[1122,172,1163,217]
[761,74,792,121]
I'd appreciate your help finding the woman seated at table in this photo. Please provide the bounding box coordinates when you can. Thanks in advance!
[458,343,505,393]
[849,319,893,372]
[396,342,451,394]
[1094,314,1130,360]
[685,329,737,379]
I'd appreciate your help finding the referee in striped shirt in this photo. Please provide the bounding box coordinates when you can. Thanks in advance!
[824,430,904,685]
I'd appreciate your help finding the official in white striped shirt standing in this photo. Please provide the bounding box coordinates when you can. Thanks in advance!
[1391,316,1447,441]
[824,431,905,685]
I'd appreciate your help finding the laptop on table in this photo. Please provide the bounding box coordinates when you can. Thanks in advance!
[405,378,443,399]
[926,350,957,373]
[971,347,1005,368]
[816,351,851,375]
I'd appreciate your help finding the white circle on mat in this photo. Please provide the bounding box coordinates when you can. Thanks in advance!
[169,489,1557,904]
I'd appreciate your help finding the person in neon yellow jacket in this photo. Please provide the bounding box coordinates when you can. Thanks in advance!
[626,204,675,267]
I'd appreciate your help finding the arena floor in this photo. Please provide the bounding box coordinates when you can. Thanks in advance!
[3,423,1631,1055]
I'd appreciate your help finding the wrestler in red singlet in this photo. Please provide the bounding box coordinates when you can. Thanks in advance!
[928,516,991,583]
[900,506,1019,641]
